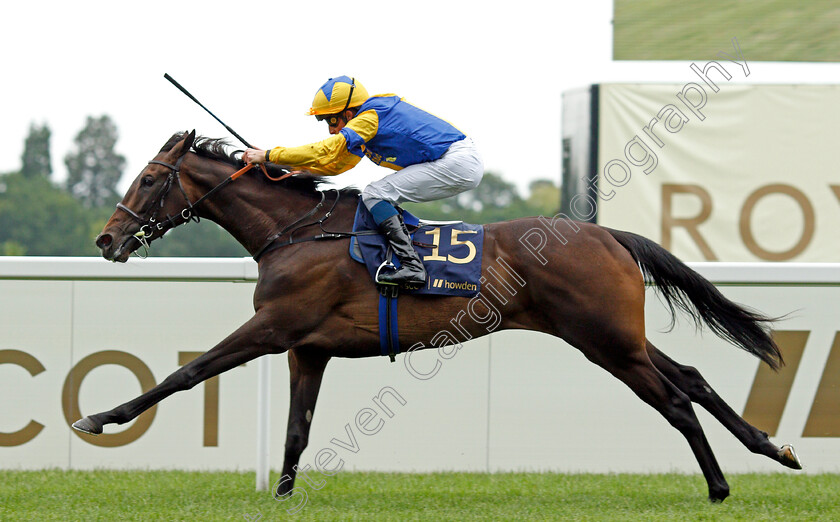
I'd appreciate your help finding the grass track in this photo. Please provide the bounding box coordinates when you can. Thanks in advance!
[1,470,838,521]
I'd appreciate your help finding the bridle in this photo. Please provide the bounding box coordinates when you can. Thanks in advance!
[113,152,368,261]
[114,155,200,256]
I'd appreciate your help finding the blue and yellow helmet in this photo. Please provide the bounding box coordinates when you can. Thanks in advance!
[308,76,369,116]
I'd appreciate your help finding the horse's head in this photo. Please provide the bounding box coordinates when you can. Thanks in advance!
[95,130,197,262]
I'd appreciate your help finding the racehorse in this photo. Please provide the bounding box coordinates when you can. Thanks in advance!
[74,130,801,502]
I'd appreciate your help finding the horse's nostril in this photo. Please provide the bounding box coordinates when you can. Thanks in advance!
[96,234,113,249]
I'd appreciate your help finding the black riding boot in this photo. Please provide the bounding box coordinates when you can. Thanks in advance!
[377,214,427,286]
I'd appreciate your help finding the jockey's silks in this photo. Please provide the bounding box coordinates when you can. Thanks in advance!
[340,95,466,170]
[266,95,465,175]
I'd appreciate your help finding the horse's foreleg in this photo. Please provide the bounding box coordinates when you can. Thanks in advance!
[275,348,330,498]
[72,313,283,435]
[646,341,802,470]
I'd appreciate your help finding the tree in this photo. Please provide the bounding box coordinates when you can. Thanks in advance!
[526,179,561,216]
[0,171,97,256]
[65,115,126,208]
[402,171,535,224]
[453,171,522,212]
[21,123,52,179]
[151,221,248,257]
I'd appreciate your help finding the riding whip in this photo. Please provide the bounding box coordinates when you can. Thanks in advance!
[163,73,255,149]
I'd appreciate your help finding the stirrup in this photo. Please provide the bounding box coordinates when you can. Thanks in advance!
[375,260,398,285]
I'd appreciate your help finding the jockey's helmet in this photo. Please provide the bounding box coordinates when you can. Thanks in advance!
[308,76,369,117]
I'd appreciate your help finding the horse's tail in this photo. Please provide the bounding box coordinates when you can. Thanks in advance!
[606,228,783,370]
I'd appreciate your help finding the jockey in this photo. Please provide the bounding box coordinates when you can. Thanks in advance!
[243,76,484,287]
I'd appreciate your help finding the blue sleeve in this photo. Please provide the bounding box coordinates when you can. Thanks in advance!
[340,128,366,157]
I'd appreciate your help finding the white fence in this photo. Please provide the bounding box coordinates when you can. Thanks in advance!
[2,257,839,478]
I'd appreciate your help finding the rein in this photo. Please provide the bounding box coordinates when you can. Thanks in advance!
[115,155,365,261]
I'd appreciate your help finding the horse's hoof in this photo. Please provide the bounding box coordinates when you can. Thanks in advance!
[708,485,730,503]
[72,417,103,435]
[779,444,802,470]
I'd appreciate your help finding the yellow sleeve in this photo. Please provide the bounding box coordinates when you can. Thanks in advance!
[344,109,379,142]
[266,134,362,176]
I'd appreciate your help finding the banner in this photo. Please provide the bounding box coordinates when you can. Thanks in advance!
[595,82,840,262]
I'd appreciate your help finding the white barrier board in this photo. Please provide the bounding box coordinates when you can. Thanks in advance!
[1,257,839,474]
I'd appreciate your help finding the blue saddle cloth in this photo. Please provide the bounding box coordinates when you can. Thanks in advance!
[349,201,484,298]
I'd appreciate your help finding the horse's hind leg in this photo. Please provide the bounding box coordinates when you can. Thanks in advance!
[72,312,282,435]
[275,348,330,498]
[591,347,730,502]
[646,341,802,470]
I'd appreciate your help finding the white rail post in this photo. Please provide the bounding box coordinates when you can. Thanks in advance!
[255,355,271,491]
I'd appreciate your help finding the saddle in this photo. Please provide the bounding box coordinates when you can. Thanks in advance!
[348,200,485,362]
[349,201,484,297]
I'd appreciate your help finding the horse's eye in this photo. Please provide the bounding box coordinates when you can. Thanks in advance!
[142,176,155,187]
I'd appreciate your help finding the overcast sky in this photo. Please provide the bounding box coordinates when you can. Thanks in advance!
[1,1,837,195]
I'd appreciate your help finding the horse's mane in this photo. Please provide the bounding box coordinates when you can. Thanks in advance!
[161,131,361,198]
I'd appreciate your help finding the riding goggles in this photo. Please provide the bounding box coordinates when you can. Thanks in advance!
[316,114,342,125]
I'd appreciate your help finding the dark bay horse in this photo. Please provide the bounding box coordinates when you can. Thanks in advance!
[75,130,801,502]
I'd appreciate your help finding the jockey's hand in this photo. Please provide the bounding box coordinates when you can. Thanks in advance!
[243,148,267,165]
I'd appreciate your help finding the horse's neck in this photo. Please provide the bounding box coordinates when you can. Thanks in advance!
[188,166,323,257]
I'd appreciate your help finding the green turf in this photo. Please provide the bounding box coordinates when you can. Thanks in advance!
[1,470,838,521]
[613,0,840,62]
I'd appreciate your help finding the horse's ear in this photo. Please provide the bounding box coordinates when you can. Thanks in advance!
[183,129,196,151]
[170,129,196,158]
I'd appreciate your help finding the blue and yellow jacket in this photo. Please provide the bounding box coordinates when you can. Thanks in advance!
[266,95,465,175]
